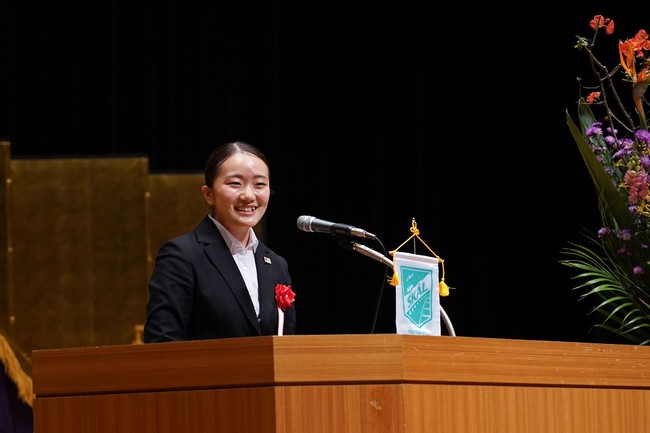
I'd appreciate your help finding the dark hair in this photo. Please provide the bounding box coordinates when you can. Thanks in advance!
[204,141,270,187]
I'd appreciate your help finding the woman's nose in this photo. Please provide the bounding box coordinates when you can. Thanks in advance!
[240,185,254,199]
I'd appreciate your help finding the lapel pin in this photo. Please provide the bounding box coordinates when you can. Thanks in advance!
[264,256,272,264]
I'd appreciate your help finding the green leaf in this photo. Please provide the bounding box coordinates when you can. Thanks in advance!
[566,106,634,229]
[560,239,650,344]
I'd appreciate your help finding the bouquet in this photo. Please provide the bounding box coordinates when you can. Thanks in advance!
[563,14,650,344]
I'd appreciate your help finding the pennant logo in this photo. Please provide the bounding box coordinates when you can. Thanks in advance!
[399,266,434,328]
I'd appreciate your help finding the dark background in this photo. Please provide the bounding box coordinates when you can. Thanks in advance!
[1,2,642,343]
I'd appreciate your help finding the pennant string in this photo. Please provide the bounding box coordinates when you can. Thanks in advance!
[388,219,450,296]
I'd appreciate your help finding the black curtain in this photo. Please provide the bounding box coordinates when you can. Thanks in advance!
[2,1,638,342]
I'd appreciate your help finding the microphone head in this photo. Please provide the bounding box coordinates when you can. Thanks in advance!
[296,215,315,232]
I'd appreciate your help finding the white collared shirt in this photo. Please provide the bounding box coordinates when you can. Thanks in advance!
[209,216,260,318]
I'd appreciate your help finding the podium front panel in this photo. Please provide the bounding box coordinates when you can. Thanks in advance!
[32,334,650,433]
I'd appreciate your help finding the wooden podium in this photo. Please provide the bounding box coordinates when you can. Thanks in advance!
[32,334,650,433]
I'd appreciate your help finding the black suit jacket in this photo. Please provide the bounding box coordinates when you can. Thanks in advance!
[144,215,296,342]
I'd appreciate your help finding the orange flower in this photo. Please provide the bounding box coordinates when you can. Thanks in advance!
[586,91,601,104]
[626,30,650,57]
[589,15,614,34]
[619,35,650,128]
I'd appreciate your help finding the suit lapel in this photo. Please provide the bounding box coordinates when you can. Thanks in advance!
[196,217,261,332]
[255,245,276,329]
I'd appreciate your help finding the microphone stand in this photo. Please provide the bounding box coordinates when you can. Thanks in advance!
[341,240,456,337]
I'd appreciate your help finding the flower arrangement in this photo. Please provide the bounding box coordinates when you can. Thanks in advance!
[274,283,295,336]
[563,14,650,344]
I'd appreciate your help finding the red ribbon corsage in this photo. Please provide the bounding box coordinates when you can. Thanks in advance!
[274,283,296,311]
[274,283,295,336]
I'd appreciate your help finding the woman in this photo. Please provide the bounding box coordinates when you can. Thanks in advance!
[144,141,296,342]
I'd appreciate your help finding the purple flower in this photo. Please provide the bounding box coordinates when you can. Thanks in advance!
[586,123,603,137]
[618,229,632,240]
[613,138,634,158]
[635,129,650,143]
[633,266,644,275]
[641,155,650,168]
[597,227,612,237]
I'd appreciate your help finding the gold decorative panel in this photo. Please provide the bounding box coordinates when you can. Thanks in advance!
[0,144,211,377]
[146,173,206,276]
[8,157,150,360]
[0,143,10,338]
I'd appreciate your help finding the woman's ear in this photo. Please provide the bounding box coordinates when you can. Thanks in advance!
[201,185,214,206]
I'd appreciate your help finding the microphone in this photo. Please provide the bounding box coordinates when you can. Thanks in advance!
[296,215,377,240]
[338,239,392,267]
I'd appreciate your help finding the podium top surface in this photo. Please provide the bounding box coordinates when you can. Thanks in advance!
[31,334,650,397]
